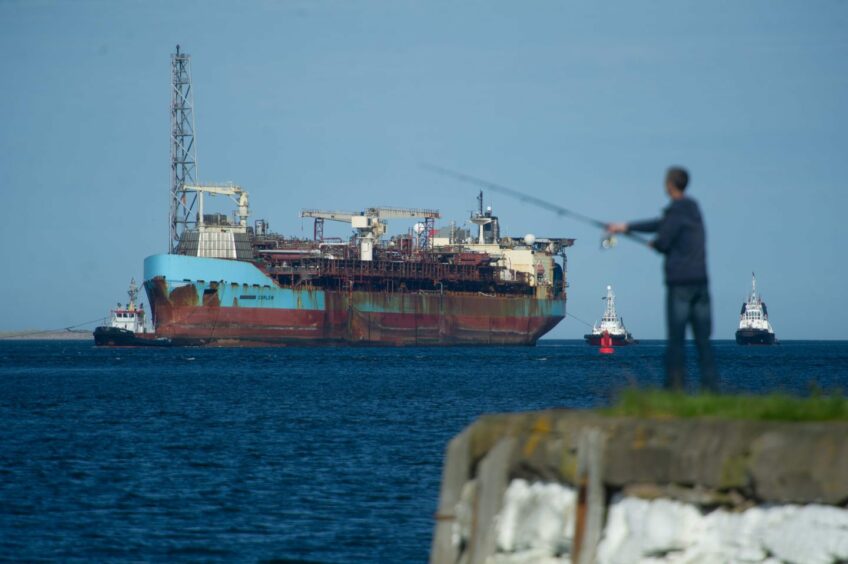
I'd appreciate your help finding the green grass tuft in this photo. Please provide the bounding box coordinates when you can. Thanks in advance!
[606,388,848,421]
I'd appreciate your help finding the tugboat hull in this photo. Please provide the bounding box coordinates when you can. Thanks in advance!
[735,329,775,345]
[584,334,635,346]
[93,326,172,347]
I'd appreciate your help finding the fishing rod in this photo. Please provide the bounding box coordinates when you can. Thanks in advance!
[421,163,651,249]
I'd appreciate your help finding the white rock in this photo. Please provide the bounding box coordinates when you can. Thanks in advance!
[493,480,576,558]
[760,504,848,564]
[487,546,567,564]
[597,496,848,564]
[597,496,703,564]
[487,482,848,564]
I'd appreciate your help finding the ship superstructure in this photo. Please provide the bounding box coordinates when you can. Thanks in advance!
[139,46,573,347]
[584,285,635,346]
[736,273,776,345]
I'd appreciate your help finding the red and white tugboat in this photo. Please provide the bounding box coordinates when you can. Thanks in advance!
[735,273,776,345]
[93,279,170,347]
[584,285,636,346]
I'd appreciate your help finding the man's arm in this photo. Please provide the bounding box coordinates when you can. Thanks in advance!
[652,211,683,254]
[627,218,662,233]
[607,218,662,234]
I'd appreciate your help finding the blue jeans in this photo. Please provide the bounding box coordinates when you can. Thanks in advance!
[666,283,719,392]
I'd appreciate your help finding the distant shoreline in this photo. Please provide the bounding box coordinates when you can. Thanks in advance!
[0,330,93,341]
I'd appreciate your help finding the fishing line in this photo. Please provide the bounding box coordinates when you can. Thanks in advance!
[422,163,651,248]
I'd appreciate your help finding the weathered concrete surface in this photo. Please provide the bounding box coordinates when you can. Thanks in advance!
[430,409,848,563]
[468,438,515,564]
[432,428,472,564]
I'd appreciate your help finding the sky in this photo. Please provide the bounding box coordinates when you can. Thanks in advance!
[1,0,846,339]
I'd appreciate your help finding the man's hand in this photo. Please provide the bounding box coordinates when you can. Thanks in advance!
[606,222,628,234]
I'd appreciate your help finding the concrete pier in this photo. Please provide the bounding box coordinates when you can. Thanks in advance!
[430,410,848,563]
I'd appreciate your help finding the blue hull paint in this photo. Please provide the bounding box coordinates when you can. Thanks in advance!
[144,254,325,310]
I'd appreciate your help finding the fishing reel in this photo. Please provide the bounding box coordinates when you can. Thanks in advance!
[600,235,618,250]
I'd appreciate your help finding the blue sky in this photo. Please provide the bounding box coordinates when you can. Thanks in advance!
[1,0,846,339]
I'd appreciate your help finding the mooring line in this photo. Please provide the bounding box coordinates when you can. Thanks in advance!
[567,312,594,327]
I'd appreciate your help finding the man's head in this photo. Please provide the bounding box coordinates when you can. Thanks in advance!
[665,166,689,199]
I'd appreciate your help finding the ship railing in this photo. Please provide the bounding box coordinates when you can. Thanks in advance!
[309,258,502,283]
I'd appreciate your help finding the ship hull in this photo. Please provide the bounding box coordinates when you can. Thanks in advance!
[584,334,635,346]
[143,254,565,347]
[93,326,172,347]
[735,329,776,345]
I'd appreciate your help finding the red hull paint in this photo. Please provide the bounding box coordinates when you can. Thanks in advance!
[147,281,564,347]
[584,335,635,346]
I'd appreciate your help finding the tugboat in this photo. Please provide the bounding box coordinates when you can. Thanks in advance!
[584,285,636,346]
[735,273,776,345]
[93,279,170,347]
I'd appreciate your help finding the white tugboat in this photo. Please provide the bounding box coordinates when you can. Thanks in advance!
[736,273,776,345]
[93,279,169,347]
[584,285,636,346]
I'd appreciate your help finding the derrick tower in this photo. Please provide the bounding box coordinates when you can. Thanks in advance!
[169,45,198,252]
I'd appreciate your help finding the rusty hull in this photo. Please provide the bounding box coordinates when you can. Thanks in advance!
[146,277,564,347]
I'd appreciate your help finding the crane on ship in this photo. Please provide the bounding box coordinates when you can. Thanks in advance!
[182,183,250,230]
[301,207,440,260]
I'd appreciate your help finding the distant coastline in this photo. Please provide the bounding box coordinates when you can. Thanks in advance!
[0,330,93,341]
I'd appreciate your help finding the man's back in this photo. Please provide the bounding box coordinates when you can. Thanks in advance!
[654,197,708,286]
[630,197,708,286]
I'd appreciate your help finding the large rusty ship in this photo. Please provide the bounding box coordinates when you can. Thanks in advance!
[144,190,573,346]
[137,46,573,347]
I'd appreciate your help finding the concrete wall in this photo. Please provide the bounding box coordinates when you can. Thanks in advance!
[430,410,848,563]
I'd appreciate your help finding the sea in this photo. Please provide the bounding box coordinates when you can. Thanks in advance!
[1,339,846,562]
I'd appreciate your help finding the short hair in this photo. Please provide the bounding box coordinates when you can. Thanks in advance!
[666,166,689,191]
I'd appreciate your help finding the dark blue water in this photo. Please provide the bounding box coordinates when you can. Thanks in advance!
[1,340,846,562]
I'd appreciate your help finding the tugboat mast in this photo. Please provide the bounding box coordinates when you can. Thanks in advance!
[126,278,139,310]
[603,285,617,322]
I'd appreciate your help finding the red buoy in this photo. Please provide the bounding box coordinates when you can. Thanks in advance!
[599,330,615,355]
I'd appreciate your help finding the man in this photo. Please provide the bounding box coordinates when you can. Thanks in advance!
[607,166,719,391]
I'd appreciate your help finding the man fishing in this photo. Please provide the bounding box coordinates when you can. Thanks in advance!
[607,166,719,392]
[424,162,719,390]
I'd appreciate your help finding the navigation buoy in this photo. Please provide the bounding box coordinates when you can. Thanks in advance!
[599,330,614,355]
